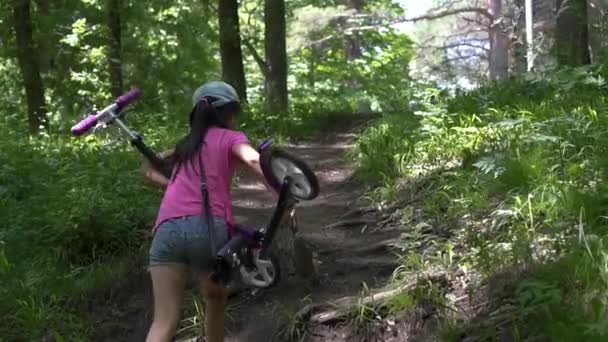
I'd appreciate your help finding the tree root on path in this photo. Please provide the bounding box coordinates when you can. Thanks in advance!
[322,218,376,230]
[336,193,428,232]
[352,238,400,254]
[294,270,448,325]
[339,206,377,220]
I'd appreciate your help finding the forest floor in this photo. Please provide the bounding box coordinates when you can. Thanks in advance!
[88,114,455,342]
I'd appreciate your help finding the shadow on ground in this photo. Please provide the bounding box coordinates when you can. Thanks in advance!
[88,113,402,342]
[224,116,405,342]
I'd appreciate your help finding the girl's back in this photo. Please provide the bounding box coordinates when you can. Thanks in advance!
[155,127,248,230]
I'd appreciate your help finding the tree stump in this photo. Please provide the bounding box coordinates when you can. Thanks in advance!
[271,209,318,283]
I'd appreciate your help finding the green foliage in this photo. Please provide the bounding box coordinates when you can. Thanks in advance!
[273,297,312,342]
[0,0,414,338]
[289,29,415,114]
[353,65,608,340]
[350,114,418,183]
[286,3,415,114]
[0,128,162,339]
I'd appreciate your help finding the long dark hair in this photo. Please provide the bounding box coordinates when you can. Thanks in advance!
[169,97,238,175]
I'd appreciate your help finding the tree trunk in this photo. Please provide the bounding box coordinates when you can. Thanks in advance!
[264,0,288,114]
[510,0,528,74]
[343,0,372,113]
[308,49,317,88]
[35,0,52,74]
[555,0,591,66]
[487,0,509,80]
[525,0,534,71]
[343,0,364,59]
[219,0,247,102]
[107,0,123,97]
[13,0,48,133]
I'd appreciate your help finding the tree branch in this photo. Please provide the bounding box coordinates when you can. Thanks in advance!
[289,7,493,53]
[417,29,489,46]
[340,7,492,34]
[396,6,493,22]
[446,54,488,62]
[459,13,488,28]
[243,38,268,76]
[424,42,490,52]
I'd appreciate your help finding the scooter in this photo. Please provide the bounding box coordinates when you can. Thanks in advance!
[71,88,320,288]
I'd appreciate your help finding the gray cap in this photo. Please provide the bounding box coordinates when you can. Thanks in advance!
[192,81,240,108]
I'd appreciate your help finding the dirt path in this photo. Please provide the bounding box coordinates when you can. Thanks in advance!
[89,114,407,342]
[223,115,404,341]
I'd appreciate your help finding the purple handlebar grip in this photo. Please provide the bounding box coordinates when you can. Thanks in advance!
[114,87,141,109]
[71,113,98,136]
[258,139,272,152]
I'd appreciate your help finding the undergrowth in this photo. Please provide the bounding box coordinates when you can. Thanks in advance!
[0,101,341,340]
[352,64,608,341]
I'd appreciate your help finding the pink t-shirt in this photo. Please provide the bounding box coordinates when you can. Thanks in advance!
[154,127,249,233]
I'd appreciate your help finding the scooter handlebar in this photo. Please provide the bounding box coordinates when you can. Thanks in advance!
[115,87,141,109]
[70,113,98,136]
[70,88,141,136]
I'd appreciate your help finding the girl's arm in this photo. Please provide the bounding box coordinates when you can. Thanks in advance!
[141,149,174,188]
[232,143,278,197]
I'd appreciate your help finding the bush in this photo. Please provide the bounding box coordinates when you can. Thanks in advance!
[0,128,163,339]
[0,94,352,339]
[352,66,608,340]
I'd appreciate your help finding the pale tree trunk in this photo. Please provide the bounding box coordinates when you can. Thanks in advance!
[487,0,509,80]
[530,0,559,70]
[510,0,528,74]
[107,0,123,97]
[13,0,48,134]
[586,0,604,61]
[555,0,591,66]
[525,0,534,70]
[264,0,288,114]
[219,0,247,101]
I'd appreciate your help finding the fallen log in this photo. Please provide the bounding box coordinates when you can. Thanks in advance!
[295,270,448,325]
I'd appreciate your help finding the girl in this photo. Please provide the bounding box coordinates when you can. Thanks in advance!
[141,81,274,342]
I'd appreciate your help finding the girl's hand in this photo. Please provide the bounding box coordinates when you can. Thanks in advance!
[232,143,279,198]
[141,149,174,188]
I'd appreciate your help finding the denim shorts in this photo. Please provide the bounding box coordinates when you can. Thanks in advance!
[149,215,229,272]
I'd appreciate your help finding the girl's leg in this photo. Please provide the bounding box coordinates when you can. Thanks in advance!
[146,264,189,342]
[199,273,227,342]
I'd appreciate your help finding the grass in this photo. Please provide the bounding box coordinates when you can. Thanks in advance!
[0,100,351,340]
[351,64,608,340]
[274,300,310,342]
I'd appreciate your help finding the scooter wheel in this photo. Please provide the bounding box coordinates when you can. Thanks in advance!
[239,250,281,289]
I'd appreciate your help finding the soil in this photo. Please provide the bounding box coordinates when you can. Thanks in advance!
[87,113,437,342]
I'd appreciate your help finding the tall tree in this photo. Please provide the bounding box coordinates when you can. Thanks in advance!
[35,0,52,74]
[389,1,509,84]
[107,0,123,97]
[487,0,509,80]
[219,0,247,101]
[343,0,364,59]
[12,0,47,133]
[555,0,591,66]
[589,0,608,61]
[342,0,373,112]
[264,0,288,114]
